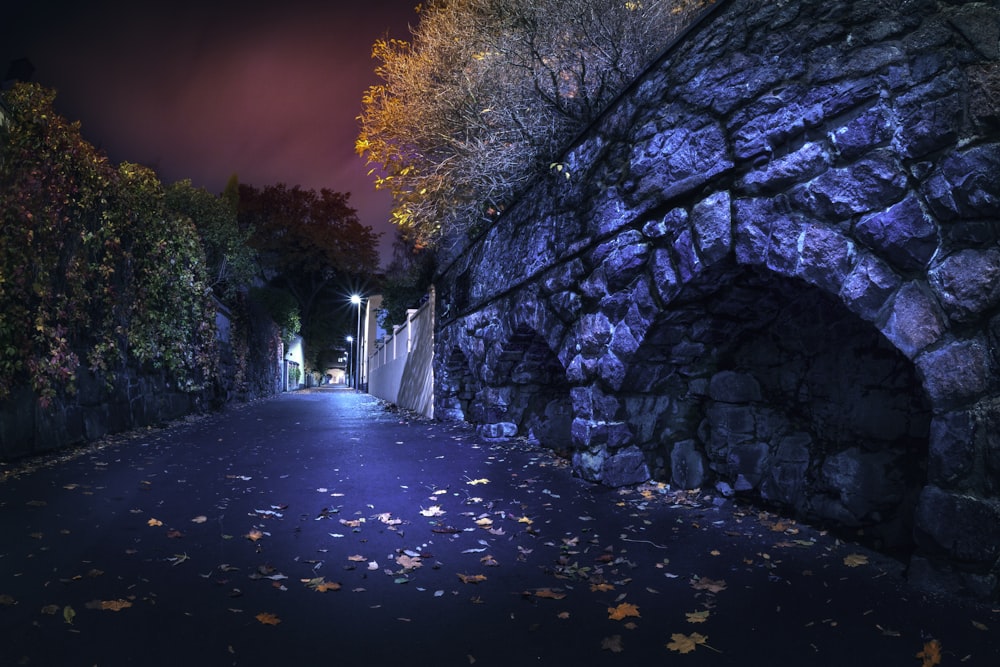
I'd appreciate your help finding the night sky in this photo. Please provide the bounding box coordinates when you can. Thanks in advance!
[1,0,418,266]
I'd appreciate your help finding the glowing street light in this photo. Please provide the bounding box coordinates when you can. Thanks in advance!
[350,294,362,390]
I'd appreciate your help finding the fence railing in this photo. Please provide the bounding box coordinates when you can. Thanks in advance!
[367,288,435,418]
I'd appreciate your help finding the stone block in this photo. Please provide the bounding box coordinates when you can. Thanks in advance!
[916,336,996,409]
[928,248,1000,323]
[601,445,651,487]
[708,370,762,403]
[855,195,938,271]
[882,282,945,358]
[477,422,518,440]
[794,152,908,220]
[915,485,1000,564]
[840,252,901,321]
[671,439,708,490]
[797,224,856,293]
[928,411,975,486]
[691,190,732,264]
[830,105,893,161]
[922,143,1000,221]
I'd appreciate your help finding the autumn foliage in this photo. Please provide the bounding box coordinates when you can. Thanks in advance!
[0,83,218,405]
[356,0,711,250]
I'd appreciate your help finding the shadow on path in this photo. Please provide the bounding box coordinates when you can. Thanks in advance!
[1,388,997,666]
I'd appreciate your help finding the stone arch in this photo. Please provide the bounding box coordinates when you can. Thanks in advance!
[472,323,573,452]
[435,345,478,423]
[621,256,932,554]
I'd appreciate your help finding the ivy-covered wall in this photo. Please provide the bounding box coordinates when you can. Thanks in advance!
[0,83,280,460]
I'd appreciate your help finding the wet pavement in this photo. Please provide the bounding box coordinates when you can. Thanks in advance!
[1,387,997,666]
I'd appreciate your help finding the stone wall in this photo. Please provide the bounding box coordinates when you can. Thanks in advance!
[435,0,1000,599]
[0,297,283,460]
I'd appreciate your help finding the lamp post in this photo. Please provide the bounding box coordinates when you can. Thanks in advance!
[345,336,353,387]
[350,294,362,390]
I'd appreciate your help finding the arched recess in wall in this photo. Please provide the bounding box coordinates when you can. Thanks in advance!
[621,260,931,555]
[436,347,477,423]
[475,325,573,454]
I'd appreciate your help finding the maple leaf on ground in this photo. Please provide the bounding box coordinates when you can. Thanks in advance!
[245,529,263,542]
[843,553,869,567]
[666,632,719,654]
[302,577,342,592]
[86,599,132,611]
[690,577,727,593]
[255,612,281,625]
[147,518,163,527]
[916,639,942,667]
[608,602,641,621]
[457,573,487,584]
[466,478,490,485]
[396,554,422,570]
[601,635,624,653]
[591,583,615,592]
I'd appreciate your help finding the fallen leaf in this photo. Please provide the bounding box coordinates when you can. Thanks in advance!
[843,553,869,567]
[686,610,710,624]
[666,632,717,654]
[530,588,567,600]
[466,478,490,485]
[255,612,281,626]
[690,577,727,593]
[101,599,133,611]
[916,639,942,667]
[147,518,163,527]
[191,515,208,524]
[972,620,989,631]
[0,594,16,606]
[245,529,263,542]
[396,554,422,570]
[457,573,487,584]
[557,611,570,619]
[302,578,342,592]
[348,554,367,562]
[40,604,59,615]
[63,605,76,625]
[420,505,446,517]
[608,602,640,621]
[590,583,615,592]
[475,517,493,528]
[601,635,624,653]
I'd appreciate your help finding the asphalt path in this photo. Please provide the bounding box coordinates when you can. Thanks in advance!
[1,387,997,666]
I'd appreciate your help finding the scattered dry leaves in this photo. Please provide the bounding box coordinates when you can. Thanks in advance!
[843,553,869,567]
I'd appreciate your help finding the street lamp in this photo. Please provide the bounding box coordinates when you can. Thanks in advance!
[350,294,362,390]
[345,335,353,387]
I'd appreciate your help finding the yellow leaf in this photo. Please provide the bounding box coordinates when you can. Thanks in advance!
[457,573,487,584]
[466,478,490,485]
[916,639,942,667]
[245,529,263,542]
[686,610,710,623]
[666,632,711,654]
[396,554,423,570]
[347,554,367,562]
[590,583,615,592]
[843,553,869,567]
[475,517,493,528]
[608,602,640,621]
[255,612,281,626]
[147,518,163,527]
[63,605,76,624]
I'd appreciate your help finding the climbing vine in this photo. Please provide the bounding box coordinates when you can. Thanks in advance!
[0,83,217,405]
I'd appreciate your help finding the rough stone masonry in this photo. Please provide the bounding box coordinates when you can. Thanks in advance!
[434,0,1000,600]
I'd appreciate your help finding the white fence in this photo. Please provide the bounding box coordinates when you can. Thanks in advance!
[367,289,434,418]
